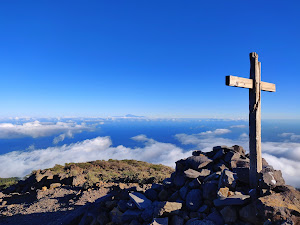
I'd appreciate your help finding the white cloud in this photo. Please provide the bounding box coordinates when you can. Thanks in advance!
[230,125,247,128]
[279,132,300,141]
[0,121,94,143]
[0,136,192,178]
[199,129,231,136]
[175,129,236,152]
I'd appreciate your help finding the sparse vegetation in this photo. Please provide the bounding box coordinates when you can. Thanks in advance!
[52,159,175,184]
[45,159,173,186]
[0,177,19,189]
[1,160,174,190]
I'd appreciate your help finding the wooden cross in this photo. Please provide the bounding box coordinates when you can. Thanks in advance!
[226,52,276,189]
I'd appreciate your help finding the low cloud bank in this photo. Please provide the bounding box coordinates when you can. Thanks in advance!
[0,121,93,143]
[0,128,299,188]
[0,136,192,178]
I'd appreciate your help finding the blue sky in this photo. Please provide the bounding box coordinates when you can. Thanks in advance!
[0,1,299,119]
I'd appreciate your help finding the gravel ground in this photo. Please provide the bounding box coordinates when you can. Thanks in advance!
[0,186,111,225]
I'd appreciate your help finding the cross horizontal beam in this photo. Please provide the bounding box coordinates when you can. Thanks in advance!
[226,75,276,92]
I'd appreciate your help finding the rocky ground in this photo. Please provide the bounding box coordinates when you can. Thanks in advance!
[0,146,299,225]
[0,160,172,225]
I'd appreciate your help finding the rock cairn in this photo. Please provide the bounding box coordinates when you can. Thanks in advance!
[72,145,300,225]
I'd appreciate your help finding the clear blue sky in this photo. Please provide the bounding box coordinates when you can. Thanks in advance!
[0,1,299,119]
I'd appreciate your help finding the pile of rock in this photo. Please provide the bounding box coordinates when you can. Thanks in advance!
[3,168,86,195]
[72,145,300,225]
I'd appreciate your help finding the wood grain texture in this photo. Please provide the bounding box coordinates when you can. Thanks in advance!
[249,53,262,189]
[226,75,276,92]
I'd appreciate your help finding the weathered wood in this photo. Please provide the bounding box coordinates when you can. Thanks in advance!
[226,75,276,92]
[225,52,276,189]
[261,81,276,92]
[249,53,262,189]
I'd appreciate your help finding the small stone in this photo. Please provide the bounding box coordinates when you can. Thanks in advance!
[1,201,7,206]
[197,169,211,179]
[129,192,152,210]
[110,207,123,224]
[230,158,250,169]
[188,178,201,189]
[117,200,128,212]
[145,189,158,201]
[72,175,85,186]
[153,201,182,217]
[198,205,209,213]
[203,172,220,182]
[213,162,227,172]
[218,169,237,190]
[168,191,180,201]
[213,194,251,207]
[185,218,215,225]
[49,183,61,189]
[184,169,202,179]
[158,189,169,201]
[179,185,189,199]
[217,187,229,198]
[224,151,241,163]
[233,167,249,184]
[122,209,142,223]
[41,186,47,191]
[150,217,168,225]
[175,159,187,172]
[207,210,224,225]
[232,145,245,156]
[220,206,237,223]
[170,215,184,225]
[152,183,163,191]
[126,200,137,209]
[192,150,204,156]
[212,148,225,160]
[163,178,172,187]
[259,168,285,189]
[172,172,186,187]
[186,189,203,211]
[141,206,154,222]
[186,155,213,170]
[202,180,218,201]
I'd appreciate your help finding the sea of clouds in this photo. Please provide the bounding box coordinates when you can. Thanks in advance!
[0,119,299,188]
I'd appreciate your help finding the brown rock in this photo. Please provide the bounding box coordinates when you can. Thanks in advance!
[154,201,182,217]
[72,175,86,186]
[50,183,61,189]
[186,155,212,170]
[184,169,202,179]
[217,187,229,198]
[259,168,285,189]
[41,186,47,191]
[232,145,245,156]
[239,186,300,224]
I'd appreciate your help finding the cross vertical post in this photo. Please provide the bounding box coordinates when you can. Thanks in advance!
[249,52,262,188]
[225,52,276,189]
